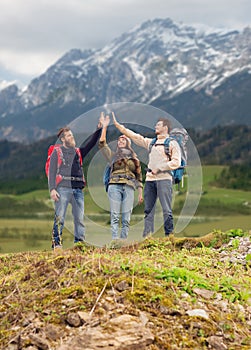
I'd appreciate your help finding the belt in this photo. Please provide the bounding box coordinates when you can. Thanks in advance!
[110,174,135,181]
[146,167,184,174]
[146,168,171,174]
[61,176,84,181]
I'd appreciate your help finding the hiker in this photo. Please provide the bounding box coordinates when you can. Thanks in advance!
[48,121,102,249]
[112,112,181,237]
[99,113,143,240]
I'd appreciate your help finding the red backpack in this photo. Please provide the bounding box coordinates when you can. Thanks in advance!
[45,144,83,185]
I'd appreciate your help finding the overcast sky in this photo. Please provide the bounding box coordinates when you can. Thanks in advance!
[1,0,250,87]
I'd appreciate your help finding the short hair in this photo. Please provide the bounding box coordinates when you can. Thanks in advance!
[57,126,71,139]
[157,118,171,130]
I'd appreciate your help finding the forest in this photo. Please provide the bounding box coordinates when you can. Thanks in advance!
[0,124,250,193]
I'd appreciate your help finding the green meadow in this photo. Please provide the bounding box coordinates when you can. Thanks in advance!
[0,165,250,254]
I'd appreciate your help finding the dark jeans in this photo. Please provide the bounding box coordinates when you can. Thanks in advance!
[143,179,173,237]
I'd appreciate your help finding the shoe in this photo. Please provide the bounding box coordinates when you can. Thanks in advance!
[53,245,63,252]
[142,232,152,239]
[165,232,174,237]
[74,241,88,250]
[74,240,85,245]
[108,239,126,249]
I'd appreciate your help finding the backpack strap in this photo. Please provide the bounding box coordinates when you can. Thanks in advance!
[149,138,157,153]
[75,148,83,166]
[46,145,64,186]
[55,146,83,174]
[163,137,173,161]
[149,137,172,161]
[53,145,64,173]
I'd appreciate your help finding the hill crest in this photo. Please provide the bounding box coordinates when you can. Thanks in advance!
[1,232,251,349]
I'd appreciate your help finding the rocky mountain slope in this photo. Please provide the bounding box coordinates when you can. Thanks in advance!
[1,18,251,142]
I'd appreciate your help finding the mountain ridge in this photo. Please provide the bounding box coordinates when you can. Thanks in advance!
[1,18,251,142]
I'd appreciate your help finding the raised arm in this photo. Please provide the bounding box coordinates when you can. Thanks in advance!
[100,114,110,143]
[112,112,151,150]
[99,114,114,162]
[80,115,103,157]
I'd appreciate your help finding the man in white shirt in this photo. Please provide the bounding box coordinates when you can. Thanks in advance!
[112,113,181,237]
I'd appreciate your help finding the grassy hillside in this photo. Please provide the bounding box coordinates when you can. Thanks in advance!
[0,231,251,349]
[1,163,250,346]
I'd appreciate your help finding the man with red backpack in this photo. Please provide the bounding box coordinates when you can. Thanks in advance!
[47,122,102,250]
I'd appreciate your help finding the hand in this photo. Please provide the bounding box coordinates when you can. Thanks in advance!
[138,187,143,204]
[103,115,110,128]
[151,169,159,175]
[112,112,119,126]
[50,189,60,202]
[138,193,144,204]
[98,112,105,128]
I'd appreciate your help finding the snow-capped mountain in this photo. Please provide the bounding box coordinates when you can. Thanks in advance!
[1,18,251,142]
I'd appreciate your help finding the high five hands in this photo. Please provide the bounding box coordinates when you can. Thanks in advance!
[103,114,110,128]
[99,111,119,128]
[111,112,120,127]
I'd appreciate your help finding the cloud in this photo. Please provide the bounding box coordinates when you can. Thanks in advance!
[0,49,60,77]
[0,0,250,85]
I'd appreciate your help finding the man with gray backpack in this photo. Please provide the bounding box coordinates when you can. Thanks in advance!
[112,112,187,238]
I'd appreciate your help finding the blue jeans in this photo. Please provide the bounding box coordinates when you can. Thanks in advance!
[143,180,173,237]
[52,187,85,247]
[108,184,134,239]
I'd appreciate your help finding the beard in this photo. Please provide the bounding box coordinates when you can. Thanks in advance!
[65,139,76,148]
